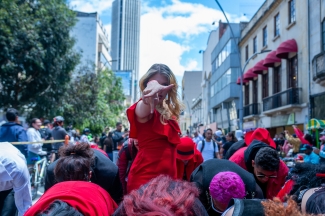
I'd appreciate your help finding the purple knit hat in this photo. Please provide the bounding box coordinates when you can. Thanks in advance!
[209,171,246,205]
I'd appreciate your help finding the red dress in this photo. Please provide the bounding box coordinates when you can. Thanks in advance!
[126,101,181,193]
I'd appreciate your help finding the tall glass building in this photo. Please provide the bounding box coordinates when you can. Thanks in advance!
[111,0,141,104]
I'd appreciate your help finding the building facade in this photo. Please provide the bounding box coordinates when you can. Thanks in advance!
[209,22,242,133]
[71,12,112,71]
[180,71,202,134]
[200,30,219,134]
[309,0,325,120]
[111,0,141,103]
[238,0,308,136]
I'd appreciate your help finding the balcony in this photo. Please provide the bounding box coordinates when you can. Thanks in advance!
[244,103,260,117]
[313,51,325,85]
[263,88,303,115]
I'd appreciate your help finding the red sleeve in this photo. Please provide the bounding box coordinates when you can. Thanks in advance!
[126,101,140,139]
[276,179,294,202]
[229,147,248,170]
[294,127,311,145]
[116,148,128,195]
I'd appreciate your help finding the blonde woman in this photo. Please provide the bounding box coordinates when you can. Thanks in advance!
[126,63,182,193]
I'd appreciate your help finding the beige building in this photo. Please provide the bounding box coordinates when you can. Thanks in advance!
[239,0,308,135]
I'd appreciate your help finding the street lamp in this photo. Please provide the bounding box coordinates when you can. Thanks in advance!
[238,49,271,130]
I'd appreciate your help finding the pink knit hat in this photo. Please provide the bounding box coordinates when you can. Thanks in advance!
[209,171,246,205]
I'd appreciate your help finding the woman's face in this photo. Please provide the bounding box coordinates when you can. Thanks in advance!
[32,119,42,130]
[226,134,232,142]
[148,73,170,104]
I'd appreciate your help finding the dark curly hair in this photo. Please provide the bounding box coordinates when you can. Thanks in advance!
[54,143,94,182]
[113,175,207,216]
[289,163,325,195]
[36,200,82,216]
[254,147,280,171]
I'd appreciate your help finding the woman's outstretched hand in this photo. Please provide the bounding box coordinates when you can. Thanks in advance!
[142,80,174,113]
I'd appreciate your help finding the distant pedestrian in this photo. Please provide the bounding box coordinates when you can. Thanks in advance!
[197,129,221,161]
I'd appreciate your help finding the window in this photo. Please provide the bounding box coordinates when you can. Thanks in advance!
[273,66,281,93]
[288,56,298,88]
[253,37,257,54]
[245,84,249,105]
[210,83,214,97]
[263,26,267,47]
[262,73,269,98]
[322,19,325,51]
[245,45,249,61]
[252,80,258,103]
[288,0,296,24]
[274,13,280,37]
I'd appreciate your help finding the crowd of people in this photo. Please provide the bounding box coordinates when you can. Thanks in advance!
[1,63,325,215]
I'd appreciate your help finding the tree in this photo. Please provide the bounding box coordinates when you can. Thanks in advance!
[60,65,125,134]
[0,0,80,117]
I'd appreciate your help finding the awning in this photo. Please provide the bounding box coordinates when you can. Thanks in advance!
[236,77,248,85]
[243,68,257,81]
[306,118,325,130]
[253,60,268,74]
[263,51,281,67]
[276,39,298,59]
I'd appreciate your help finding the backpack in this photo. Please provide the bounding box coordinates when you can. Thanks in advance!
[200,140,217,158]
[39,128,51,140]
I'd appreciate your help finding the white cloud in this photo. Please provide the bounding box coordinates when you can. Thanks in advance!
[139,0,247,78]
[69,0,113,13]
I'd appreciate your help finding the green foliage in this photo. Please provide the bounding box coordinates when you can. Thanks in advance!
[60,65,125,134]
[0,0,80,117]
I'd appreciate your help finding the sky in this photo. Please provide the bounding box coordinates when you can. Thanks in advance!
[68,0,265,81]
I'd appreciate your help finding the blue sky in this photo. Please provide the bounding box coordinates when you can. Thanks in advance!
[69,0,265,80]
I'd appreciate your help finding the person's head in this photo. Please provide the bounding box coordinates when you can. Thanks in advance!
[274,134,279,139]
[262,197,312,216]
[43,120,51,127]
[214,130,222,138]
[235,130,243,140]
[279,133,285,139]
[300,144,313,155]
[139,64,182,121]
[53,116,64,127]
[94,136,99,143]
[177,137,195,164]
[83,128,90,135]
[209,172,246,212]
[205,129,213,140]
[36,200,82,216]
[252,147,280,184]
[116,122,122,131]
[30,118,42,130]
[226,132,237,142]
[54,143,94,182]
[194,131,198,137]
[114,175,203,216]
[6,108,19,122]
[304,134,314,146]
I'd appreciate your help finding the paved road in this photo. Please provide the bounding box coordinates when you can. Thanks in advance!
[32,185,44,204]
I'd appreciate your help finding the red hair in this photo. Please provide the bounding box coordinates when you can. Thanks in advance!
[120,175,200,216]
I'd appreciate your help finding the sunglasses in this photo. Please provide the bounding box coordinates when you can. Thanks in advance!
[256,174,277,179]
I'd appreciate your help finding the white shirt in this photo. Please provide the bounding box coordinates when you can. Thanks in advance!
[197,139,219,161]
[0,142,32,216]
[193,134,204,145]
[26,128,43,154]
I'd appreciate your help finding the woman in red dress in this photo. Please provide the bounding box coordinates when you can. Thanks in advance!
[126,63,182,193]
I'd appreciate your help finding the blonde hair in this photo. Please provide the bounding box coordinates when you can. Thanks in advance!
[139,64,183,124]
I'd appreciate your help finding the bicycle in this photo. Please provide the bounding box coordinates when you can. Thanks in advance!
[29,154,50,200]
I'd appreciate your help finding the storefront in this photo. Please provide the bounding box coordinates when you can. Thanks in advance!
[267,113,304,137]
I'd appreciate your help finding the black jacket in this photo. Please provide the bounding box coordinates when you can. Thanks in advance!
[190,159,263,214]
[225,140,246,160]
[243,140,271,173]
[45,149,123,203]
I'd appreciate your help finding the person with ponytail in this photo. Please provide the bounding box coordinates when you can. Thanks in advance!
[126,63,183,193]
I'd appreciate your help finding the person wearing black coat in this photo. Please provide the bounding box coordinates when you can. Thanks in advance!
[45,148,123,204]
[190,159,264,216]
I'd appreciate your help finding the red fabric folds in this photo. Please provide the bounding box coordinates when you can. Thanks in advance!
[24,181,117,216]
[245,128,276,148]
[126,100,181,193]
